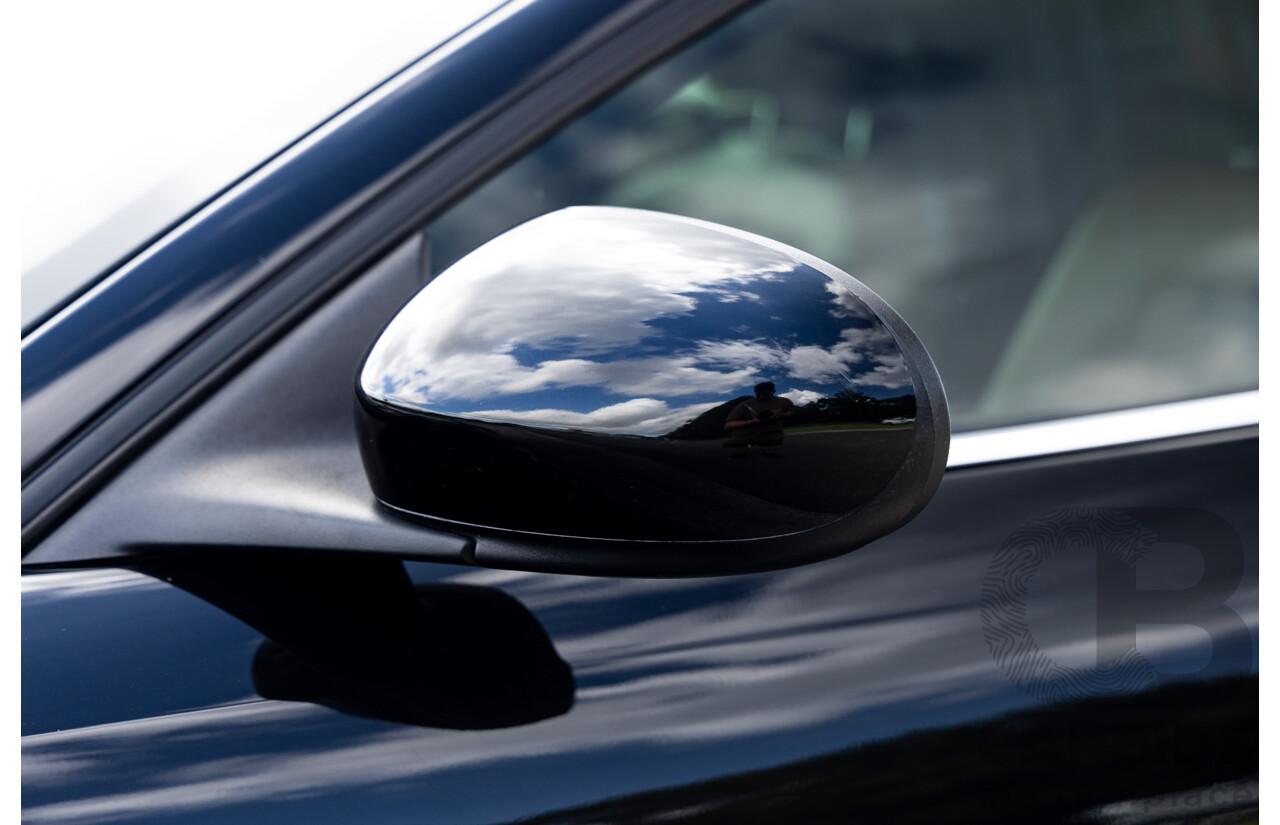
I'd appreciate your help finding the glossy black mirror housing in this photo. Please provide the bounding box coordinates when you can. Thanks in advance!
[357,207,948,576]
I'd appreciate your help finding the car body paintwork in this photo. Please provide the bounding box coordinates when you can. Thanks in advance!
[23,429,1257,822]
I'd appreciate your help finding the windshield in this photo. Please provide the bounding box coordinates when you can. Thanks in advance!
[18,0,507,330]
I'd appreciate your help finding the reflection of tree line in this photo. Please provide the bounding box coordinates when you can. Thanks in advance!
[666,390,915,440]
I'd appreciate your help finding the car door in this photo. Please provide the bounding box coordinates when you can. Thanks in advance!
[23,0,1257,822]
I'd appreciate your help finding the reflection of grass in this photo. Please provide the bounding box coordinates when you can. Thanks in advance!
[784,422,915,434]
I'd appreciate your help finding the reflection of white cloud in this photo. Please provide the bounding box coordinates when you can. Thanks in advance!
[21,568,168,600]
[785,327,879,383]
[782,388,825,406]
[860,352,911,390]
[786,345,859,382]
[458,398,720,434]
[517,358,751,398]
[363,209,802,406]
[837,324,895,349]
[824,281,874,320]
[692,339,786,370]
[394,354,755,405]
[361,209,914,425]
[715,291,762,303]
[782,325,908,391]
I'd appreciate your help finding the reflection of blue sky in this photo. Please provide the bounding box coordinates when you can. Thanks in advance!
[362,209,912,434]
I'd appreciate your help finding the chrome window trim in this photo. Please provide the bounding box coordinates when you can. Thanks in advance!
[947,391,1259,467]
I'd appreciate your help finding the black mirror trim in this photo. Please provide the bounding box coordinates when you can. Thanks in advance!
[357,220,948,576]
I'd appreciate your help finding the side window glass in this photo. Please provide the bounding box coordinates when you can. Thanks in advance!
[428,0,1257,431]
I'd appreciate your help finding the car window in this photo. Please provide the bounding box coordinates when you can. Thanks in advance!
[18,0,507,330]
[427,0,1257,432]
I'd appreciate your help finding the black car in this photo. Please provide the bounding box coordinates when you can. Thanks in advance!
[22,0,1257,822]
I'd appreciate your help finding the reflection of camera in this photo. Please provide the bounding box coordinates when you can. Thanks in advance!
[757,410,774,421]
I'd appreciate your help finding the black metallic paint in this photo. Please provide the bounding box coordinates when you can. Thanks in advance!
[22,431,1257,822]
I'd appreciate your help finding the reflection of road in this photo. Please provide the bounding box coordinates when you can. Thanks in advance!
[462,421,917,540]
[636,429,914,515]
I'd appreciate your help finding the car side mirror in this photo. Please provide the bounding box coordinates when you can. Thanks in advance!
[357,207,948,575]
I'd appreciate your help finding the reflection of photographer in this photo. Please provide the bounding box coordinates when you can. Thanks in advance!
[724,382,796,458]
